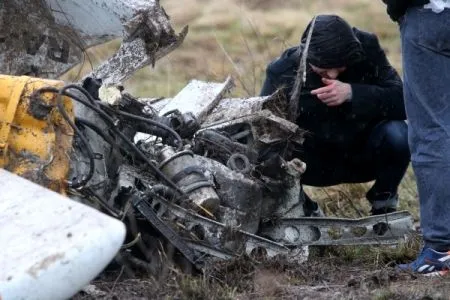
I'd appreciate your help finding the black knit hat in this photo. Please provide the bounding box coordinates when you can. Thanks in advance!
[300,15,365,69]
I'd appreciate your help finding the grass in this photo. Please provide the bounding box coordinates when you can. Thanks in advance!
[64,0,402,98]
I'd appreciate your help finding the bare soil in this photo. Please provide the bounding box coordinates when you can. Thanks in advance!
[72,249,450,300]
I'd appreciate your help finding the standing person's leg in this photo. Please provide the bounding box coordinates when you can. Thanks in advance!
[399,7,450,274]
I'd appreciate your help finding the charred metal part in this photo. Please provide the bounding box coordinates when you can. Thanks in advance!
[155,194,411,260]
[185,241,235,260]
[260,158,306,220]
[70,100,121,204]
[81,77,103,101]
[157,147,220,213]
[164,111,200,139]
[259,211,414,246]
[90,24,187,85]
[193,129,258,165]
[200,110,305,162]
[150,184,180,202]
[0,0,82,78]
[131,194,202,269]
[28,95,53,120]
[60,87,187,195]
[117,94,200,141]
[157,198,296,260]
[132,111,198,142]
[118,93,149,114]
[113,108,184,150]
[202,92,287,126]
[226,153,252,174]
[75,118,116,146]
[195,155,262,231]
[143,97,172,112]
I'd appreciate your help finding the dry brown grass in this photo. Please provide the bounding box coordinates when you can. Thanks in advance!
[65,0,402,97]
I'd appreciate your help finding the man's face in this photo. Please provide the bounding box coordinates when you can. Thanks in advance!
[310,64,347,79]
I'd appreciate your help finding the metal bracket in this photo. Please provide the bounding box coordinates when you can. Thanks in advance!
[259,211,414,246]
[132,196,202,269]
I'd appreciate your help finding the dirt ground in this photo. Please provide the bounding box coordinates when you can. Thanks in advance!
[72,245,450,300]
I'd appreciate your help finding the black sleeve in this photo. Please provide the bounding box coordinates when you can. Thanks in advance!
[260,65,279,96]
[382,0,411,21]
[260,61,294,100]
[350,34,406,121]
[260,47,298,98]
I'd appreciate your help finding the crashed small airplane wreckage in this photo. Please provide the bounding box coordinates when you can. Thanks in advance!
[0,0,414,299]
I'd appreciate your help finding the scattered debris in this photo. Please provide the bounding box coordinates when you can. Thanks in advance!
[60,74,414,273]
[0,1,417,299]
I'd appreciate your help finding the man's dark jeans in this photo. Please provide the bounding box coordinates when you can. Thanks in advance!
[401,7,450,251]
[296,120,410,211]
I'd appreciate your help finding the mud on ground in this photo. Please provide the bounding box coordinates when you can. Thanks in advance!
[72,243,450,300]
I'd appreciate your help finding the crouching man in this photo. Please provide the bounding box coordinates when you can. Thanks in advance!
[260,14,410,216]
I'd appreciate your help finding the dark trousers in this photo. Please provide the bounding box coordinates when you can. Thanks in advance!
[296,120,410,210]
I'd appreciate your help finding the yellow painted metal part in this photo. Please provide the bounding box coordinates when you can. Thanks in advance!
[0,75,74,194]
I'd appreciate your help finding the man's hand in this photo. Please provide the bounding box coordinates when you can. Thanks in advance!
[311,78,352,107]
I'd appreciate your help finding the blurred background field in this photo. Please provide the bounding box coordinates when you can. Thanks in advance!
[64,0,418,221]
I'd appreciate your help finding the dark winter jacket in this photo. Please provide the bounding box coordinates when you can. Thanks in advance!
[382,0,430,21]
[260,19,405,149]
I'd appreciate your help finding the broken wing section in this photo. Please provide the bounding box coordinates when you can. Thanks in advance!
[0,0,186,83]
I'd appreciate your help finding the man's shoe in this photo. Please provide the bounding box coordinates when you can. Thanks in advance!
[368,193,398,215]
[300,187,325,217]
[303,197,325,217]
[397,247,450,276]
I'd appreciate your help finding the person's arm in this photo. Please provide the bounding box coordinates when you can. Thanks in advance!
[349,34,406,120]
